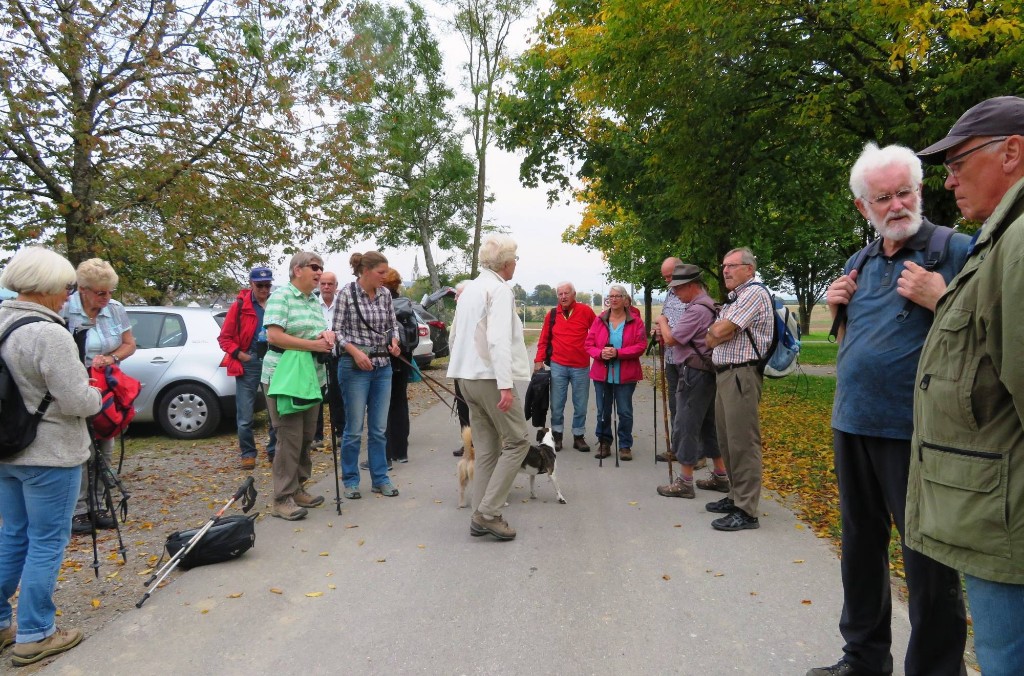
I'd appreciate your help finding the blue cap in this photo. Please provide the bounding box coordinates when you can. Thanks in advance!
[250,267,273,282]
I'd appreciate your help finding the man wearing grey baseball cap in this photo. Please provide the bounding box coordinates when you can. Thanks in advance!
[908,95,1024,676]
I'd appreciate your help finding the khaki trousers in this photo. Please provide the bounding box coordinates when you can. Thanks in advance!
[267,396,317,501]
[458,379,531,517]
[714,365,764,516]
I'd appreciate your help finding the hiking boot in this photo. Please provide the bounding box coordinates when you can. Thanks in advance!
[11,627,83,666]
[655,451,676,463]
[310,438,324,451]
[619,448,632,461]
[241,457,256,470]
[595,439,611,459]
[71,514,92,535]
[552,431,563,451]
[470,511,516,540]
[573,435,591,452]
[1,624,14,652]
[453,446,464,457]
[360,460,392,471]
[806,659,866,676]
[371,482,399,497]
[344,486,362,500]
[657,476,695,498]
[271,497,308,521]
[95,511,116,530]
[294,489,324,508]
[696,472,730,493]
[712,510,759,531]
[705,496,738,514]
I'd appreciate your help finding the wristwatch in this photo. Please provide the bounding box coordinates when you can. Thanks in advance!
[111,354,121,364]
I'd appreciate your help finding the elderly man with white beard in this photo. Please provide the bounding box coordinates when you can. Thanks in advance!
[807,143,970,676]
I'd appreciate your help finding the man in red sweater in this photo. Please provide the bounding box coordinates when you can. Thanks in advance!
[534,282,596,451]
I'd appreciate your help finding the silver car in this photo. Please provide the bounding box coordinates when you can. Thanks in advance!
[122,306,239,439]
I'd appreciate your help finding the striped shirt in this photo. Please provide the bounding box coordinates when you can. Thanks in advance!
[260,283,328,387]
[333,281,399,368]
[660,292,688,365]
[712,279,773,367]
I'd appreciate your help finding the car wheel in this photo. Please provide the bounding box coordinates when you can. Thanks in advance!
[156,383,222,439]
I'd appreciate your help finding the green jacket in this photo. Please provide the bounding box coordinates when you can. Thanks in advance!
[266,349,322,415]
[908,176,1024,584]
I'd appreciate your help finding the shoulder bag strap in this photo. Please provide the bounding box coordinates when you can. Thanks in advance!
[349,282,385,336]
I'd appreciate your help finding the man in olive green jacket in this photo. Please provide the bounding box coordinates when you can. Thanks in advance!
[912,96,1024,676]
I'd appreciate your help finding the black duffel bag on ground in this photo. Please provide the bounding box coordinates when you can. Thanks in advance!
[163,513,258,570]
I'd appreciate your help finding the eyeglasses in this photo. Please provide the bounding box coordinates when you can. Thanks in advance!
[253,282,272,289]
[65,282,77,296]
[304,264,324,272]
[84,287,115,298]
[944,138,1007,178]
[866,187,917,206]
[607,294,625,299]
[720,263,751,271]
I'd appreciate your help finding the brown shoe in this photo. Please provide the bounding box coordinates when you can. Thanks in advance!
[655,451,676,463]
[470,511,516,540]
[1,623,14,652]
[11,627,83,666]
[241,457,256,470]
[595,439,611,459]
[657,476,695,498]
[573,435,591,452]
[696,472,730,493]
[552,430,563,451]
[271,497,308,521]
[294,489,324,508]
[619,448,632,461]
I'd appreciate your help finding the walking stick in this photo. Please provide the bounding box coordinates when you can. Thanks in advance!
[646,333,657,465]
[325,358,342,515]
[611,382,620,468]
[659,347,674,482]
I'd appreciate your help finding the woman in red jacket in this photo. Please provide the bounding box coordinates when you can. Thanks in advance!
[585,285,647,460]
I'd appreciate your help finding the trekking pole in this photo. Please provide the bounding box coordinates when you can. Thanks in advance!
[326,358,342,515]
[645,331,658,465]
[95,446,129,565]
[86,450,100,578]
[611,382,620,468]
[137,476,257,608]
[117,433,126,475]
[660,348,674,482]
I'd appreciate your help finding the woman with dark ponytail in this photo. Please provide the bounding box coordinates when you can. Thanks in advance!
[332,251,401,498]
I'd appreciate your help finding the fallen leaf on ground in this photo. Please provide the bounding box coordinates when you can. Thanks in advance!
[628,501,638,506]
[793,559,805,564]
[91,599,101,609]
[417,544,425,549]
[376,558,386,563]
[662,574,671,581]
[801,599,812,605]
[305,592,323,598]
[328,584,337,590]
[269,588,283,594]
[319,552,329,556]
[227,593,243,599]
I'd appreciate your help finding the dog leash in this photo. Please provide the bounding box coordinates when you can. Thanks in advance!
[391,353,467,415]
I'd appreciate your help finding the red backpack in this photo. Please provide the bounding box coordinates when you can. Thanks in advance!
[89,364,142,440]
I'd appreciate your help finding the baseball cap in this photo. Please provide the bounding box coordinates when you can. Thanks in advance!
[249,266,273,282]
[917,96,1024,164]
[667,263,701,288]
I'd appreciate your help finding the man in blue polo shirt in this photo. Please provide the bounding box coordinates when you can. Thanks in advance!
[808,143,969,676]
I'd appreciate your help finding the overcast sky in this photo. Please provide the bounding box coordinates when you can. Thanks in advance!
[272,1,618,298]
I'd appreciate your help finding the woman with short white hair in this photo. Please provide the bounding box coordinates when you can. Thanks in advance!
[62,258,136,534]
[0,247,102,665]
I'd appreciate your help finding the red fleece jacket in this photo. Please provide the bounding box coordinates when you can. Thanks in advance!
[534,302,597,369]
[218,289,259,377]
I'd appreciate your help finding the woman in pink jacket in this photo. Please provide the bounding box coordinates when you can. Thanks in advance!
[585,285,647,460]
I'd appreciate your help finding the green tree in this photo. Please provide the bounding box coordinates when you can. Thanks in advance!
[331,1,477,292]
[530,283,557,306]
[0,0,359,300]
[447,0,535,277]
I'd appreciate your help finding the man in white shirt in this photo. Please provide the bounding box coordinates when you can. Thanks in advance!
[314,271,340,449]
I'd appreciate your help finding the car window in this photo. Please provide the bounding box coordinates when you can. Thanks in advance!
[413,304,438,322]
[129,312,187,349]
[214,311,227,328]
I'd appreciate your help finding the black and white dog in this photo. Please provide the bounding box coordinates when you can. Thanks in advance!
[457,427,567,506]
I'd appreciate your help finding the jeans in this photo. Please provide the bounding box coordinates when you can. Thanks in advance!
[593,381,636,448]
[0,464,81,643]
[237,356,276,459]
[964,575,1024,676]
[339,356,392,488]
[549,362,590,436]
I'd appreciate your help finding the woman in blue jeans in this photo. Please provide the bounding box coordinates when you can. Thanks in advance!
[0,247,102,666]
[332,251,401,498]
[584,286,647,461]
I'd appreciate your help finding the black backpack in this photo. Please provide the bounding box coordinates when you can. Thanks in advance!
[392,296,420,355]
[163,513,258,569]
[0,317,56,459]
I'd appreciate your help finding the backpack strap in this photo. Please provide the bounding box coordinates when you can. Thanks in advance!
[349,282,385,337]
[742,282,776,371]
[1,317,56,416]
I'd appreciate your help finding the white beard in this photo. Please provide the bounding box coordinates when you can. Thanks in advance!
[872,207,923,242]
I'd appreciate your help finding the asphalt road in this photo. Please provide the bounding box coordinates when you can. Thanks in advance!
[39,377,913,676]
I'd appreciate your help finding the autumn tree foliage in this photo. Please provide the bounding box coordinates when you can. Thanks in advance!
[0,0,362,302]
[499,0,1024,326]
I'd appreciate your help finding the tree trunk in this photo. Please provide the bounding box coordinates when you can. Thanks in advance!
[419,218,441,291]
